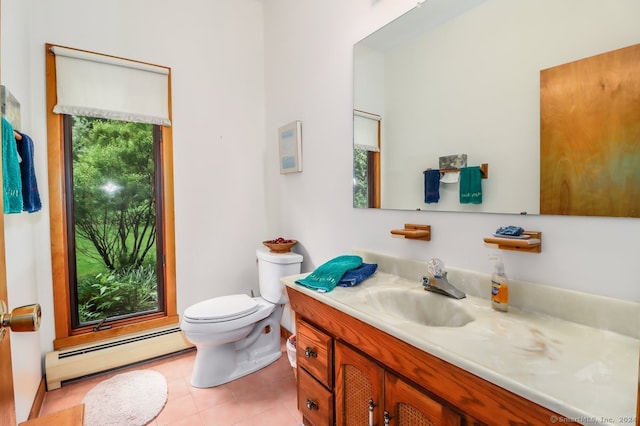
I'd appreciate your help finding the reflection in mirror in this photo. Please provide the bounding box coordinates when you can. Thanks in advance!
[353,110,381,208]
[353,0,640,216]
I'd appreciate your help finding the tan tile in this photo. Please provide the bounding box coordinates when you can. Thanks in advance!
[155,393,198,425]
[39,338,300,426]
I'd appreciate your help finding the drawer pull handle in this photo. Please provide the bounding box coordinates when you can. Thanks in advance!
[384,411,392,425]
[306,398,319,411]
[304,347,318,358]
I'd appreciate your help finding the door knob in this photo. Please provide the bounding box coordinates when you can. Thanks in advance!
[0,301,41,341]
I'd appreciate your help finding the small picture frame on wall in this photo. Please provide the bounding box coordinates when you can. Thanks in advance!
[279,120,302,174]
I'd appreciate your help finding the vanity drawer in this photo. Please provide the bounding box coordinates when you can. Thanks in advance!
[296,319,333,388]
[298,368,334,426]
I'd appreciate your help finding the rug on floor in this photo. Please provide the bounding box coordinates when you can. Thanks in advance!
[82,370,167,426]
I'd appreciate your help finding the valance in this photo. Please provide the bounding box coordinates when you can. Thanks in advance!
[353,110,380,152]
[51,46,171,126]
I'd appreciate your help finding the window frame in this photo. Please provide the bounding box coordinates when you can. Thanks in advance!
[46,43,178,350]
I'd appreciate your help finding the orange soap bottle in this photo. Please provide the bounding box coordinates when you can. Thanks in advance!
[491,255,509,312]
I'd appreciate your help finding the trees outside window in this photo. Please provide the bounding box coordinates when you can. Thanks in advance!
[353,148,380,208]
[67,116,164,327]
[353,148,370,208]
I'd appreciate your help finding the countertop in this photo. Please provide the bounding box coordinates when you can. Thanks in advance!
[283,271,639,425]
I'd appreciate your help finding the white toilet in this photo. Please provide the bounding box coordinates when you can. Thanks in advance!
[180,248,303,388]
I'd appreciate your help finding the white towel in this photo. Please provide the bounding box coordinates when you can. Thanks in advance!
[440,171,460,183]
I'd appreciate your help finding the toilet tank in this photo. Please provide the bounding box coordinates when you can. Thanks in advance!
[256,248,303,304]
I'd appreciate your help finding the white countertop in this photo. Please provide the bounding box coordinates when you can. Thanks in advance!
[284,271,639,425]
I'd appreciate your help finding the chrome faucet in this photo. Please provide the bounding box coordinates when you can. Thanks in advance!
[422,258,466,299]
[422,273,466,299]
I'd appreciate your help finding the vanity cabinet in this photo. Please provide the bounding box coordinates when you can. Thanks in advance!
[287,285,579,426]
[335,341,461,426]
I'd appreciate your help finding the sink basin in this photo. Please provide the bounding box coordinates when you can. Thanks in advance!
[361,287,474,327]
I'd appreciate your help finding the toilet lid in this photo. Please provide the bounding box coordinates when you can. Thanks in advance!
[184,294,259,322]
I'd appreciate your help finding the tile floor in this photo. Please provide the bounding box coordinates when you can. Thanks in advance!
[39,340,302,426]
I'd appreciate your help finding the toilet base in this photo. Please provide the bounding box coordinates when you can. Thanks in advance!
[189,305,284,388]
[191,349,282,388]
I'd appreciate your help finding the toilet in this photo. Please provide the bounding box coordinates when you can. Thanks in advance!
[180,248,303,388]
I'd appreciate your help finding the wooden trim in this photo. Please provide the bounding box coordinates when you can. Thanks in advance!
[372,119,381,208]
[26,378,46,420]
[46,43,72,342]
[288,286,579,426]
[46,43,178,350]
[161,131,177,319]
[371,151,380,208]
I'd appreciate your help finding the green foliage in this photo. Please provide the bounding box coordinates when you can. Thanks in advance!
[353,148,369,208]
[77,265,158,323]
[71,117,160,324]
[72,117,157,271]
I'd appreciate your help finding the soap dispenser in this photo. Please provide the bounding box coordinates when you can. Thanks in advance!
[490,253,509,312]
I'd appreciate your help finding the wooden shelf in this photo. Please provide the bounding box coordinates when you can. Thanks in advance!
[390,224,431,241]
[483,231,541,253]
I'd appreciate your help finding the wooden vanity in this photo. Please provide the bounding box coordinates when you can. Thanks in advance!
[285,248,639,426]
[288,286,579,425]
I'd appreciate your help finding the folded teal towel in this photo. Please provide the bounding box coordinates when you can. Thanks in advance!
[296,255,363,293]
[459,166,482,204]
[2,117,23,214]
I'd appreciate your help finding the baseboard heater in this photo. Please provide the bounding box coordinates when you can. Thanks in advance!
[45,325,193,390]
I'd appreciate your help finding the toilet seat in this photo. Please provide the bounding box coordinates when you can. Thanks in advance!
[183,294,259,323]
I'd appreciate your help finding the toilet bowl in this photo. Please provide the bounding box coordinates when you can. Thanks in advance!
[180,248,303,388]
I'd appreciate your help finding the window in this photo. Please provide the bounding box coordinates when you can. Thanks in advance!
[353,110,381,208]
[46,44,178,349]
[66,116,163,328]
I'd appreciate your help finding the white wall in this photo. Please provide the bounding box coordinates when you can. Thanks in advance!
[25,0,269,345]
[3,0,268,422]
[263,0,640,304]
[2,0,639,421]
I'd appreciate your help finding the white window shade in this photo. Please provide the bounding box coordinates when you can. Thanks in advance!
[354,110,380,152]
[51,46,171,126]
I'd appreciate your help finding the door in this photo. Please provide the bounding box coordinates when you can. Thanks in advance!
[0,5,18,417]
[384,373,461,426]
[0,164,16,425]
[335,341,384,426]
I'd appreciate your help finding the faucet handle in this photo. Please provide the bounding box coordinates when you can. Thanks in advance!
[427,258,445,277]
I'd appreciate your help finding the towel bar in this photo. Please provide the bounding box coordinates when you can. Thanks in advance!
[425,163,489,179]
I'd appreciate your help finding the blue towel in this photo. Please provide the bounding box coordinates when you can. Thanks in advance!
[338,263,378,287]
[459,166,482,204]
[424,169,440,204]
[296,255,363,293]
[2,117,23,214]
[16,131,42,213]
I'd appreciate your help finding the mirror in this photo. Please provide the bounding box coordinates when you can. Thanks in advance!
[353,0,640,215]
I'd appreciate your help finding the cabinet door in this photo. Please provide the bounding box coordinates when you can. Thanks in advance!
[384,373,461,426]
[335,341,384,426]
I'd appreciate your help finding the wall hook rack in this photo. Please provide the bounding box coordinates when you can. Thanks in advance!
[390,224,431,241]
